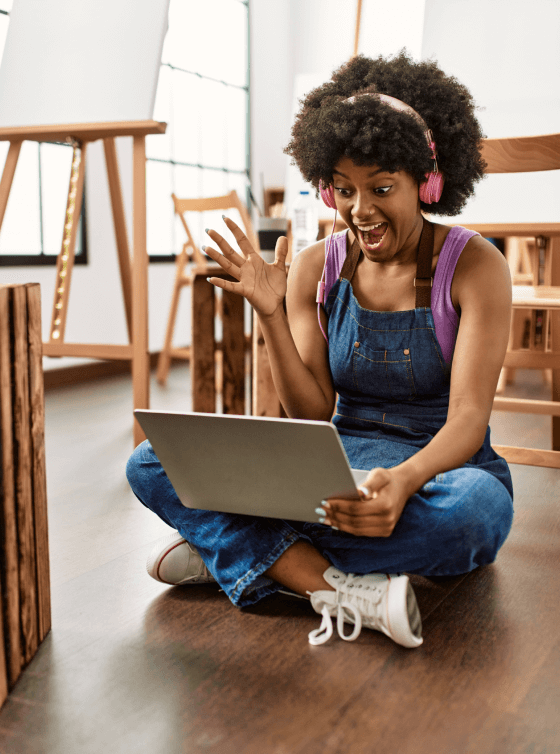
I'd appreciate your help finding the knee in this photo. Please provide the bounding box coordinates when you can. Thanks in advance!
[438,469,513,570]
[125,439,164,509]
[125,440,148,494]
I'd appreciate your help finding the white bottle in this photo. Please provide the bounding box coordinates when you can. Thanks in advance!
[291,190,319,256]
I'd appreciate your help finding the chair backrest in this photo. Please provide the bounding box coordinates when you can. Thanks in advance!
[171,190,259,267]
[481,132,560,174]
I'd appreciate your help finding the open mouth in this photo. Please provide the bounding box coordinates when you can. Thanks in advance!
[357,222,388,251]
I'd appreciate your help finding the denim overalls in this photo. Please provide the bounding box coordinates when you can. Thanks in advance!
[127,222,514,607]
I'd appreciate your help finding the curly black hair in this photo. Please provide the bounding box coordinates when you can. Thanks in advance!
[284,51,486,216]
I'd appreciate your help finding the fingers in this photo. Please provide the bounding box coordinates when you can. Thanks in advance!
[274,235,289,266]
[221,216,258,258]
[206,275,245,295]
[204,228,245,270]
[319,494,398,537]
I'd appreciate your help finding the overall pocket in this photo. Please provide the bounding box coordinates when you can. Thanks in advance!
[352,343,416,401]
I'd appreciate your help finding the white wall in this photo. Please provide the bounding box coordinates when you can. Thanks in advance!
[422,0,560,223]
[250,0,427,217]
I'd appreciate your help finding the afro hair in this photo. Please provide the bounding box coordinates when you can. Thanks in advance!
[284,51,486,216]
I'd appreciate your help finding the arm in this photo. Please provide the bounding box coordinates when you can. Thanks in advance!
[205,218,335,421]
[322,236,512,536]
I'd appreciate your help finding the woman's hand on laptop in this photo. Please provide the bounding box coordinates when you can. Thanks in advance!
[320,468,409,537]
[203,217,288,318]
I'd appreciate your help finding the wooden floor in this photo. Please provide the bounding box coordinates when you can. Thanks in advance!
[0,367,559,753]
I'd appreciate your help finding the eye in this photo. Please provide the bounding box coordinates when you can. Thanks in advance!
[334,186,352,197]
[374,186,392,196]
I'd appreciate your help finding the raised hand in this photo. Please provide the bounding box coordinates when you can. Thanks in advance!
[203,217,288,318]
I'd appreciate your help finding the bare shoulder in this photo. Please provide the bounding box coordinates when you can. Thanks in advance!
[452,233,511,307]
[286,238,327,300]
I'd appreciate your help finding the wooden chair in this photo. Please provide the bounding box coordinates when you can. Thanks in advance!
[466,132,560,468]
[156,190,258,389]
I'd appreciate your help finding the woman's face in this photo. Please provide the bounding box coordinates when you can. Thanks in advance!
[332,157,423,266]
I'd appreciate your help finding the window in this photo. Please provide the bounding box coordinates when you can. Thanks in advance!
[0,4,88,267]
[146,0,250,261]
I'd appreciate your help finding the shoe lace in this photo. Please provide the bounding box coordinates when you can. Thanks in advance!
[308,581,384,646]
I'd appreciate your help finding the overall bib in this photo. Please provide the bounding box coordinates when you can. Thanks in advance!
[127,222,514,607]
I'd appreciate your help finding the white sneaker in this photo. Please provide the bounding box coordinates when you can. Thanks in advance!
[146,532,215,585]
[308,567,423,648]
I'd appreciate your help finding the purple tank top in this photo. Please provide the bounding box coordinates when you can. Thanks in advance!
[322,225,479,364]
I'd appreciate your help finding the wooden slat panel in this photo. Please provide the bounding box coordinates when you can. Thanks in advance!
[503,350,560,370]
[0,120,167,143]
[492,396,560,416]
[551,238,560,451]
[26,284,51,642]
[482,133,560,173]
[11,287,38,665]
[222,289,245,415]
[0,288,16,699]
[511,286,560,309]
[192,274,216,413]
[493,445,560,468]
[42,343,134,360]
[462,223,560,238]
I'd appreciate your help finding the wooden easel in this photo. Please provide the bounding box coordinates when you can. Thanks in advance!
[0,120,166,446]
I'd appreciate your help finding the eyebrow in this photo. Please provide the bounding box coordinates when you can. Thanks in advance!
[332,167,385,179]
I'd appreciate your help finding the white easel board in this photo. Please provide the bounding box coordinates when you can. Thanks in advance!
[0,0,170,127]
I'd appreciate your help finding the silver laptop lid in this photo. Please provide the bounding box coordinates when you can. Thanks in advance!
[134,411,366,523]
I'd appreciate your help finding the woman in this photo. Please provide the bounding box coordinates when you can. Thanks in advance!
[127,52,514,649]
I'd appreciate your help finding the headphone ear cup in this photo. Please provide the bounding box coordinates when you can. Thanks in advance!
[419,170,444,204]
[320,182,337,209]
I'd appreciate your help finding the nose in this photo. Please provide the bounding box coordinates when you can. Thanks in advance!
[351,192,374,224]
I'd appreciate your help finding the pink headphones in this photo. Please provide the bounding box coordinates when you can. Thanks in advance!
[319,93,444,208]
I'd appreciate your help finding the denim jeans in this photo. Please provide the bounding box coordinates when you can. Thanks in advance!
[126,439,514,607]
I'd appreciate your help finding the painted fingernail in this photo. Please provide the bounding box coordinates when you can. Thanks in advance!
[358,486,368,497]
[321,500,330,509]
[331,525,339,531]
[206,277,212,283]
[315,507,326,516]
[222,214,227,220]
[201,245,207,251]
[318,517,326,524]
[205,227,210,234]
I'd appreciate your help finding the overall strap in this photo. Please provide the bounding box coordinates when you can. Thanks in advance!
[339,218,435,307]
[414,218,435,308]
[339,235,362,281]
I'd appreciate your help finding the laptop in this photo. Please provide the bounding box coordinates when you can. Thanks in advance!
[134,410,369,523]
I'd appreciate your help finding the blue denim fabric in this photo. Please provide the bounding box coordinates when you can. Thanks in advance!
[126,275,514,607]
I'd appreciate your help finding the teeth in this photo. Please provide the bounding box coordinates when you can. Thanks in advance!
[357,222,384,231]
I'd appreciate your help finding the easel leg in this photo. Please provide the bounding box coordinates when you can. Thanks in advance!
[132,135,149,446]
[103,138,133,342]
[0,141,22,232]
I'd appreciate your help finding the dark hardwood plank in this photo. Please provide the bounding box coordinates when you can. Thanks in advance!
[11,287,38,667]
[0,287,21,692]
[191,272,215,413]
[221,288,245,415]
[25,285,51,643]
